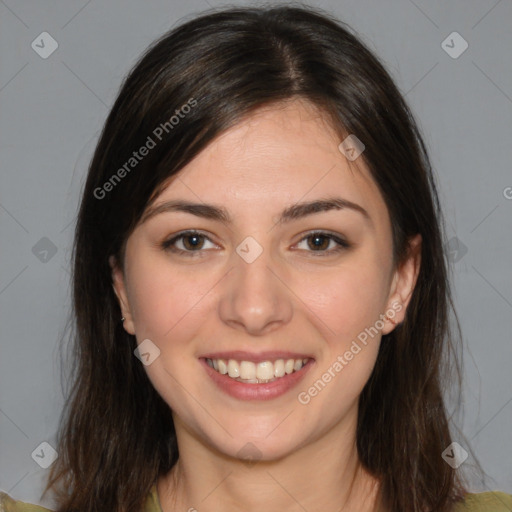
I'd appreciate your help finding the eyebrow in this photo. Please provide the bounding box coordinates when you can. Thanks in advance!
[140,197,371,226]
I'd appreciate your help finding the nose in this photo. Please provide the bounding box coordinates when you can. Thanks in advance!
[218,248,293,336]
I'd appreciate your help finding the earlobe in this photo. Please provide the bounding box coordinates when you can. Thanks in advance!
[382,234,422,335]
[109,255,136,335]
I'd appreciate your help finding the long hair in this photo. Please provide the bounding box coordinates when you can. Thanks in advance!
[44,5,468,511]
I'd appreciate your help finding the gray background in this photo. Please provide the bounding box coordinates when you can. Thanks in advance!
[1,0,511,507]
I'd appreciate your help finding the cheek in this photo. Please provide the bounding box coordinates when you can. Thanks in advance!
[126,257,218,343]
[294,255,391,344]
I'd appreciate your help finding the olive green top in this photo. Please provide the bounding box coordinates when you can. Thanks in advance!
[1,484,511,511]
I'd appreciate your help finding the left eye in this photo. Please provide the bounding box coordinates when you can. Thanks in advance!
[294,232,349,253]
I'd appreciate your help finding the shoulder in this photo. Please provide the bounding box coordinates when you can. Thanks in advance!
[0,492,52,512]
[1,484,161,512]
[453,491,512,511]
[145,483,162,512]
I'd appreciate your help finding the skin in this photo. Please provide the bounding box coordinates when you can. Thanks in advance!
[111,98,421,512]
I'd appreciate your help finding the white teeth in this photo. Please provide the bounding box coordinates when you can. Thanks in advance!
[227,359,240,378]
[293,359,303,371]
[274,359,285,378]
[256,361,274,380]
[240,361,256,379]
[205,357,310,383]
[217,359,228,374]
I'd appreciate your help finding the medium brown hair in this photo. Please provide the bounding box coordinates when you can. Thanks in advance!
[44,4,469,511]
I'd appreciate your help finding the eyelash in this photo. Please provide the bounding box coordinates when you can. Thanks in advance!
[161,230,351,257]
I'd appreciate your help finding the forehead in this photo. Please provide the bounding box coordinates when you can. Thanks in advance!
[149,99,389,227]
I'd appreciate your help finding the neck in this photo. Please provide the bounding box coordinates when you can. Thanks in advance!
[157,412,382,512]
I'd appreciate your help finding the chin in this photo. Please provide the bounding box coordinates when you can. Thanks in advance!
[222,436,300,464]
[201,418,308,463]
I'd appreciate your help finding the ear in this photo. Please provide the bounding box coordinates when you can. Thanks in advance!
[381,234,422,335]
[109,255,136,335]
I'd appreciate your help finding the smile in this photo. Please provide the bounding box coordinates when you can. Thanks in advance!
[205,357,311,383]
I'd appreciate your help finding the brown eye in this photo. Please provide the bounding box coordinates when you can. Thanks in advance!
[307,234,331,251]
[181,233,205,250]
[294,231,350,256]
[161,231,217,254]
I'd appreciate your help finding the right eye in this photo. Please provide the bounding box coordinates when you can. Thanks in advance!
[161,231,218,255]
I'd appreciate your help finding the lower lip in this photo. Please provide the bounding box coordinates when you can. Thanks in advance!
[200,358,315,401]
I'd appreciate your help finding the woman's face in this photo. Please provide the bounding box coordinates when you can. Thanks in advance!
[111,99,420,461]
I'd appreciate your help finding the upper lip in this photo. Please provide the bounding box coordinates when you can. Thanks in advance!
[200,351,314,363]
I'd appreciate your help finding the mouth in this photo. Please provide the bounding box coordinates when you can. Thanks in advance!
[199,352,315,401]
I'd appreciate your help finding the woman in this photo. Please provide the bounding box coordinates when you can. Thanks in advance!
[2,5,510,512]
